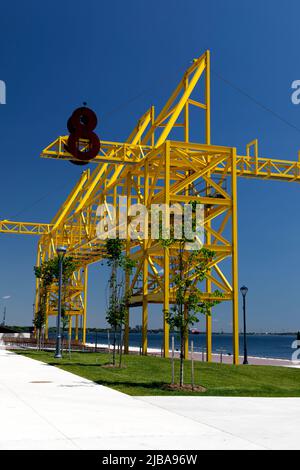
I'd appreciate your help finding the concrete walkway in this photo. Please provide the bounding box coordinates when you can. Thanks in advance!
[0,349,299,450]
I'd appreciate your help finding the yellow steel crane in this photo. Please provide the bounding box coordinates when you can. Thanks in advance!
[2,50,300,364]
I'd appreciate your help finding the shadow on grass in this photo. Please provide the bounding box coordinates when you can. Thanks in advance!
[47,361,114,368]
[93,379,169,390]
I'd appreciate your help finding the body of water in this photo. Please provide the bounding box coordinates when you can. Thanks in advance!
[76,332,298,360]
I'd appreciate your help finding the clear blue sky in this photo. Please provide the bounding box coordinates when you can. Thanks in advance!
[0,0,300,332]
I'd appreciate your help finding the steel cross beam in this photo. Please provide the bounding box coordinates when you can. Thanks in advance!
[0,220,53,235]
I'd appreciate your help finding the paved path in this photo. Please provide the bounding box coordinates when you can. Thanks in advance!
[0,349,299,450]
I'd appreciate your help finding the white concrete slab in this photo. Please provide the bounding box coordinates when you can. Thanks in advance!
[138,396,300,450]
[0,349,298,450]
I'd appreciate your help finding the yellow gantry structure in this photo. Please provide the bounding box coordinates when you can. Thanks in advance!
[2,50,300,363]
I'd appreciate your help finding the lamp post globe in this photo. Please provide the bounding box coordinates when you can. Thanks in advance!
[56,246,67,256]
[240,285,248,298]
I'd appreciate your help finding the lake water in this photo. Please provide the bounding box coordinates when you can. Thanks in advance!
[79,332,298,360]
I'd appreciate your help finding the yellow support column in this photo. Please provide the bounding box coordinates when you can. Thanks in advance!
[142,260,148,355]
[124,280,130,354]
[45,303,49,340]
[205,170,212,361]
[124,173,131,354]
[163,141,171,358]
[163,246,170,358]
[231,148,239,365]
[142,161,149,355]
[151,105,155,147]
[205,49,212,362]
[184,304,189,359]
[206,315,212,362]
[205,50,211,145]
[75,314,79,341]
[83,267,88,345]
[45,242,53,340]
[183,73,190,361]
[184,77,189,142]
[68,315,72,341]
[34,245,41,339]
[45,281,49,341]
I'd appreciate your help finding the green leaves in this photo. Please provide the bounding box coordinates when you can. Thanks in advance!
[105,239,124,264]
[165,245,223,334]
[33,309,46,329]
[33,255,78,331]
[104,239,136,274]
[34,256,78,286]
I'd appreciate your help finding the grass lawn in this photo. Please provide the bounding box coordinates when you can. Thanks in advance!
[16,349,300,397]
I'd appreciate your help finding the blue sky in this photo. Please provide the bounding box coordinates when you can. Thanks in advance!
[0,0,300,332]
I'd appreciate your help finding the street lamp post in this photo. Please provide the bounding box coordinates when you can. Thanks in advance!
[240,285,249,365]
[55,246,67,359]
[2,306,6,326]
[0,296,10,326]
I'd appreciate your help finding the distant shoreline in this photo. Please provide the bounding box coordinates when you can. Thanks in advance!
[4,326,300,336]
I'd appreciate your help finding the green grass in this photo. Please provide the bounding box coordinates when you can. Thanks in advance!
[15,349,300,397]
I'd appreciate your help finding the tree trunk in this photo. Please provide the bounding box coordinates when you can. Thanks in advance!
[39,328,43,350]
[180,328,184,387]
[112,258,117,366]
[179,245,184,386]
[119,326,123,368]
[62,327,65,352]
[68,332,72,358]
[36,329,40,351]
[112,327,116,366]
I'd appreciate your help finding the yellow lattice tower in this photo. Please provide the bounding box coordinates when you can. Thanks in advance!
[2,50,300,364]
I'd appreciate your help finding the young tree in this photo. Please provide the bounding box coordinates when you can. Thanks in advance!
[104,239,135,367]
[34,255,77,351]
[160,200,223,387]
[33,308,46,350]
[61,308,69,351]
[33,260,55,349]
[165,240,222,386]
